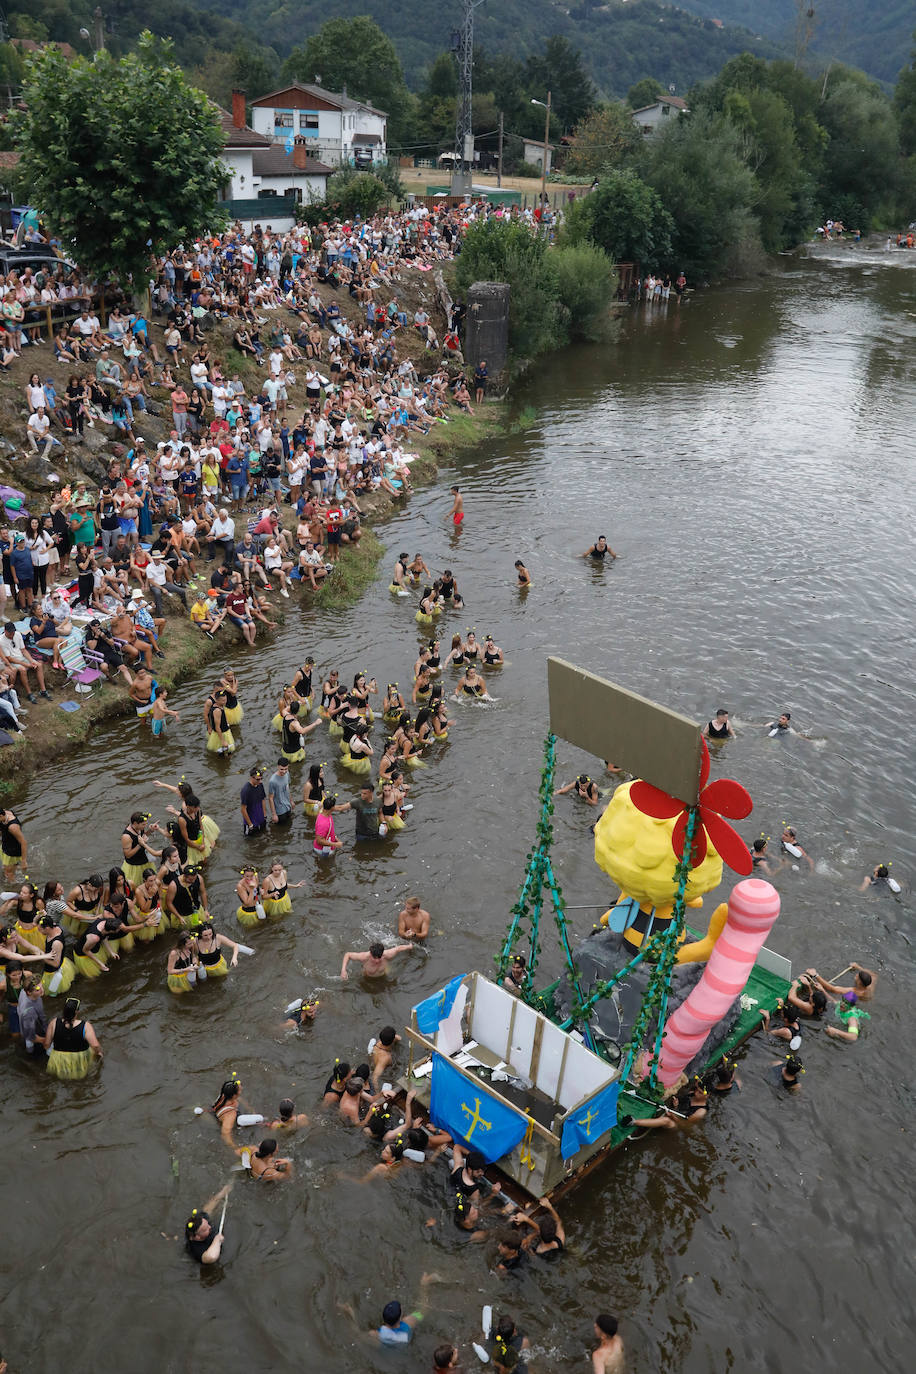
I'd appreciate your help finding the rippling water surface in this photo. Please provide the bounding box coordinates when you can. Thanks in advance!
[2,253,913,1373]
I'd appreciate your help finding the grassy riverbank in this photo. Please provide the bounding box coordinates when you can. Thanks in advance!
[0,396,509,792]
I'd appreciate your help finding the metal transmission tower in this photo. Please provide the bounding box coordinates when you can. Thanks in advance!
[794,2,817,69]
[451,0,486,196]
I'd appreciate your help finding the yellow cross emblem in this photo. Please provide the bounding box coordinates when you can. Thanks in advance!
[460,1097,492,1140]
[577,1106,599,1137]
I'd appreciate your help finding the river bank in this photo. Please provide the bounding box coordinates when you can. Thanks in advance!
[0,395,509,791]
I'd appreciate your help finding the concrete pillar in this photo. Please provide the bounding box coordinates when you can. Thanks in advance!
[465,281,510,383]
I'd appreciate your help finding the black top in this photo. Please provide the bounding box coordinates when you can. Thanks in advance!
[186,1218,212,1263]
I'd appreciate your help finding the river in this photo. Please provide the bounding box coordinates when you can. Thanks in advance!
[2,248,913,1373]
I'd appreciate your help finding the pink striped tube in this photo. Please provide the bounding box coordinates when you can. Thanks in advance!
[656,879,781,1088]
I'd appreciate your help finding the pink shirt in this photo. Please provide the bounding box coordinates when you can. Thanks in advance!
[313,812,336,852]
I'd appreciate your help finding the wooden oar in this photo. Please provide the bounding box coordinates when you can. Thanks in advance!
[217,1193,229,1235]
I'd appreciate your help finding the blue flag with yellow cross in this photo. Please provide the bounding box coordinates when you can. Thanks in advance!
[413,974,465,1036]
[560,1081,620,1159]
[429,1054,528,1163]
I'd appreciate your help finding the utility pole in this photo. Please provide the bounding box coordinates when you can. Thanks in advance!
[93,7,105,54]
[497,110,503,188]
[451,0,486,197]
[531,91,551,216]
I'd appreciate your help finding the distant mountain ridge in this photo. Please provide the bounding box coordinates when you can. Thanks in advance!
[672,1,913,85]
[191,0,789,94]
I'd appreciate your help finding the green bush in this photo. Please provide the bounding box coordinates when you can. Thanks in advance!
[454,218,617,369]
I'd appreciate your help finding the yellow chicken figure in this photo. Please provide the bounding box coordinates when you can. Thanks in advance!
[594,781,727,962]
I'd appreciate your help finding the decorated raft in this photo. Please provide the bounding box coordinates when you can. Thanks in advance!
[399,661,792,1200]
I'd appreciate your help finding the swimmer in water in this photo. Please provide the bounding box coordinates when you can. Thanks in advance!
[806,962,878,1005]
[340,941,414,980]
[623,1082,709,1130]
[780,826,814,870]
[482,634,504,665]
[825,990,869,1044]
[449,486,464,527]
[453,664,490,700]
[711,1059,741,1093]
[592,1313,625,1374]
[582,535,617,561]
[398,896,430,940]
[267,1098,309,1131]
[703,709,735,741]
[370,1025,401,1082]
[751,836,777,874]
[408,552,431,585]
[787,974,828,1019]
[764,710,793,736]
[283,996,319,1030]
[554,773,600,805]
[389,551,410,594]
[514,558,531,587]
[243,1137,293,1180]
[859,863,900,893]
[774,1053,805,1092]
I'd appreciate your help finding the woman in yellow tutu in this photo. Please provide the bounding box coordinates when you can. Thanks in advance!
[341,720,373,775]
[154,779,221,859]
[380,780,407,831]
[33,914,77,995]
[236,867,264,928]
[0,806,26,884]
[163,865,209,931]
[174,794,211,862]
[415,586,438,627]
[412,667,433,705]
[42,997,102,1079]
[261,861,304,917]
[319,668,341,718]
[382,682,406,723]
[415,706,434,748]
[3,882,46,953]
[430,686,450,741]
[72,918,118,979]
[129,868,162,943]
[291,656,316,712]
[350,672,377,723]
[393,716,426,770]
[62,874,104,936]
[220,670,244,727]
[166,931,199,993]
[205,688,236,755]
[303,763,327,819]
[195,921,246,978]
[272,684,296,733]
[101,886,151,956]
[121,812,164,888]
[281,700,319,763]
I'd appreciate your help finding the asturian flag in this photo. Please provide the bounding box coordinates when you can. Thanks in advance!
[560,1081,620,1160]
[430,1054,528,1164]
[413,974,465,1035]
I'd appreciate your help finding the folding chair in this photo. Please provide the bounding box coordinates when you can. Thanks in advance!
[58,633,106,695]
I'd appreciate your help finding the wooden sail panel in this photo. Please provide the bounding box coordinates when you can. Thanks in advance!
[547,657,703,804]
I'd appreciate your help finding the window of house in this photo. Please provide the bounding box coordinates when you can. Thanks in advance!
[300,112,319,132]
[274,112,294,129]
[662,105,670,116]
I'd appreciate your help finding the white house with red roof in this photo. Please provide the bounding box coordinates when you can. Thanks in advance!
[248,81,387,168]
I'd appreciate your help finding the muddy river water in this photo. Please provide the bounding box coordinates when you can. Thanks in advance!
[1,246,913,1373]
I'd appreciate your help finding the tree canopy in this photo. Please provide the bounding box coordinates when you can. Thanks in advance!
[283,17,415,145]
[562,169,674,268]
[13,33,226,288]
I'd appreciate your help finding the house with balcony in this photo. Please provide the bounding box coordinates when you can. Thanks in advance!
[249,81,387,168]
[218,92,333,229]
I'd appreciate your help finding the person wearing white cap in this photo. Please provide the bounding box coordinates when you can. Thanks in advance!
[146,549,187,615]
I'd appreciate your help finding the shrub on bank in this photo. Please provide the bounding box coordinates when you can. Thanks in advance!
[454,219,617,370]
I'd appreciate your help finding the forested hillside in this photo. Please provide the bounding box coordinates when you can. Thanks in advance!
[3,0,786,99]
